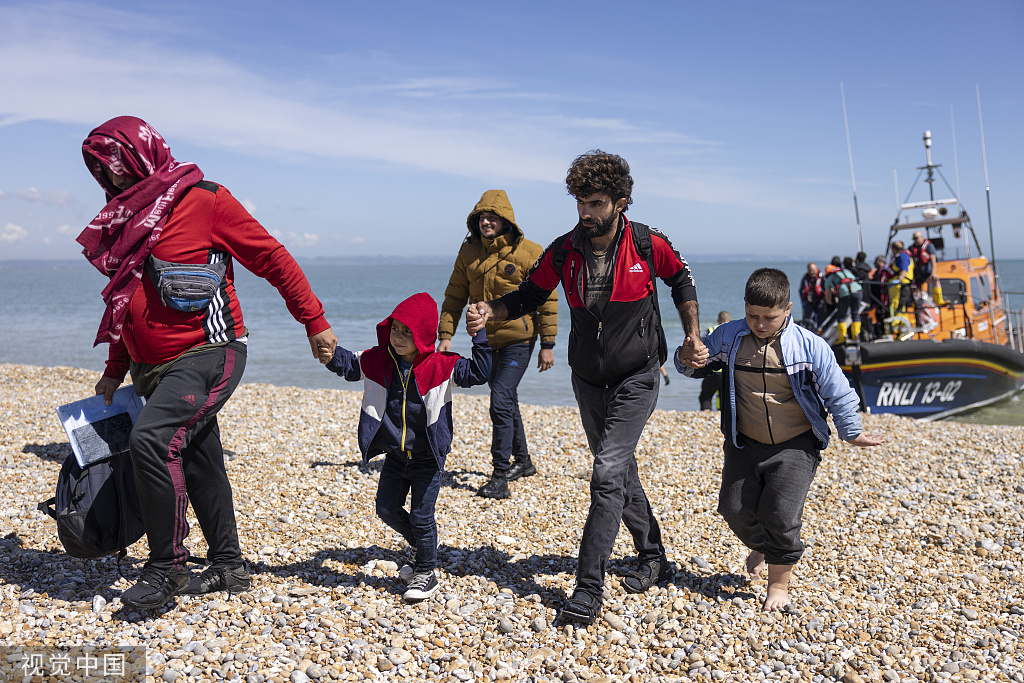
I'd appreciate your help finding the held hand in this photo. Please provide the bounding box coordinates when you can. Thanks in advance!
[677,335,709,368]
[437,339,452,352]
[537,347,554,372]
[309,328,338,364]
[94,376,120,407]
[848,431,884,447]
[466,302,491,335]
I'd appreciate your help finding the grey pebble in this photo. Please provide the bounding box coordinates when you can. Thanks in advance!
[604,613,627,630]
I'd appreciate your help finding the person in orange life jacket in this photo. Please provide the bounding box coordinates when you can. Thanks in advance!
[437,190,558,500]
[699,310,732,410]
[467,150,708,625]
[888,241,914,317]
[910,230,946,305]
[81,116,337,610]
[321,293,491,602]
[797,263,824,330]
[822,256,863,344]
[678,268,884,611]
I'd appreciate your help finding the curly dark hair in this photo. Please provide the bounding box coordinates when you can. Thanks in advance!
[565,150,633,207]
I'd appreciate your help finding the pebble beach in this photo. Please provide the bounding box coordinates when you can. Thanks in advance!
[1,363,1022,683]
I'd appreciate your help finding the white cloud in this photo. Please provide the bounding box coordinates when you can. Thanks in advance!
[0,3,722,193]
[241,198,258,214]
[284,232,319,248]
[14,187,74,208]
[56,224,74,235]
[1,223,27,244]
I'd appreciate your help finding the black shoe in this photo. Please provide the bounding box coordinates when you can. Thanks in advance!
[477,472,511,499]
[560,590,600,625]
[622,555,672,594]
[403,571,439,601]
[180,564,251,596]
[120,567,189,609]
[506,458,537,482]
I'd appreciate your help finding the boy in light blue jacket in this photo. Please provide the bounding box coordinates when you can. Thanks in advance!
[677,268,883,611]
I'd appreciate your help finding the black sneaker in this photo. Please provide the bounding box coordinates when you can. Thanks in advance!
[507,457,537,482]
[621,555,673,594]
[180,564,251,596]
[120,567,189,609]
[403,571,439,602]
[477,472,511,499]
[559,590,600,625]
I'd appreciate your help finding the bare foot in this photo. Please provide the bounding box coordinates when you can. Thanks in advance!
[763,563,794,612]
[745,551,766,579]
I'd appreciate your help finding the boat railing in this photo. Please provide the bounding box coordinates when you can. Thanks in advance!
[1009,308,1024,352]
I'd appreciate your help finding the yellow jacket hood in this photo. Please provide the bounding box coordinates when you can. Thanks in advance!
[466,189,521,240]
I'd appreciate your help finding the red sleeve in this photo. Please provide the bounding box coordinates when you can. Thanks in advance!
[650,230,697,305]
[210,188,330,336]
[103,340,131,382]
[529,245,563,292]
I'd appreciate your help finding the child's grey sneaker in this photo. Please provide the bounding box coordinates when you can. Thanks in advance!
[403,571,439,601]
[399,564,415,583]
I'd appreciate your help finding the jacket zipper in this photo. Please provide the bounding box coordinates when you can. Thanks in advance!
[390,350,412,453]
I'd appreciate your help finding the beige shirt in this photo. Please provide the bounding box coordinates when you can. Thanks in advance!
[734,324,813,445]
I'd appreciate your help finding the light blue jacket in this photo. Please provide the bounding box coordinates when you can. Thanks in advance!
[676,317,862,450]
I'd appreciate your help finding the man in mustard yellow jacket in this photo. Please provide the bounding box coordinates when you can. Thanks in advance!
[438,190,559,499]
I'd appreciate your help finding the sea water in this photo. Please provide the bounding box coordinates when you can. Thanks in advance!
[3,258,1022,425]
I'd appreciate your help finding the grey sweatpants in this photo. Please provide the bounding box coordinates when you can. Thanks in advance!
[571,364,665,597]
[717,430,820,565]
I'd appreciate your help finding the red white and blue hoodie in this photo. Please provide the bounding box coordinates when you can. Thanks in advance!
[325,292,491,469]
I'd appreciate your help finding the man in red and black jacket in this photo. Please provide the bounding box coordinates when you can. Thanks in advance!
[467,150,707,625]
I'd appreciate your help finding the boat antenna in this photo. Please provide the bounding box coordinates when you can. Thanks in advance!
[950,105,962,199]
[976,83,997,270]
[840,81,863,253]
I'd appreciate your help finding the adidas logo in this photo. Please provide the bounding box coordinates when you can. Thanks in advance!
[181,395,196,406]
[629,262,645,273]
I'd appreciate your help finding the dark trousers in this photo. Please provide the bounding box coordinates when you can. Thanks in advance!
[717,431,820,566]
[836,291,863,324]
[699,373,722,411]
[375,452,443,572]
[800,300,821,328]
[489,341,533,472]
[129,342,246,572]
[571,364,664,597]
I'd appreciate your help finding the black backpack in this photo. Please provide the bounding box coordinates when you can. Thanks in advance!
[39,451,146,561]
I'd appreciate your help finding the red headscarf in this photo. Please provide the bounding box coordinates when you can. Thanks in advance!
[77,116,204,346]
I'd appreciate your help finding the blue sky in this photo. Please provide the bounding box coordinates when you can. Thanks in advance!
[1,0,1022,262]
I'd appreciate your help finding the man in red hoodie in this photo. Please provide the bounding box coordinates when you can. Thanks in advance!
[80,116,337,609]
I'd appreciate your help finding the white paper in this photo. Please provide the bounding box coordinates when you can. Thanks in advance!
[55,387,146,468]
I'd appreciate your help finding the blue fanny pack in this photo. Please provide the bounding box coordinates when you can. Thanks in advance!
[147,256,227,312]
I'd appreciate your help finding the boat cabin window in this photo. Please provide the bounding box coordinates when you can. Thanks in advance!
[969,274,992,310]
[938,278,966,305]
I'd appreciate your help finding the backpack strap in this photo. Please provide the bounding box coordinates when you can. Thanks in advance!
[627,222,668,365]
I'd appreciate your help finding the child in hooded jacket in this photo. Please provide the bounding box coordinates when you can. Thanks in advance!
[322,292,491,601]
